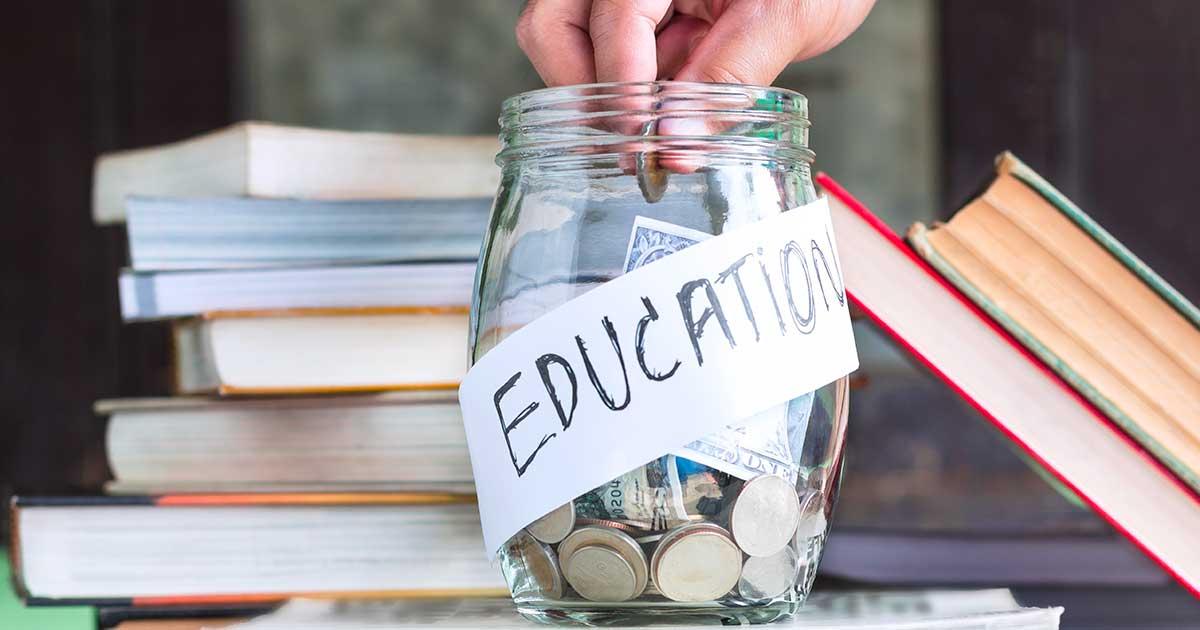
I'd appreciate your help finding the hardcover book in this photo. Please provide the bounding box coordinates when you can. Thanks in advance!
[906,152,1200,494]
[10,493,504,606]
[819,172,1200,596]
[171,307,468,395]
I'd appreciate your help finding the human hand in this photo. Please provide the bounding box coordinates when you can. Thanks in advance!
[516,0,876,87]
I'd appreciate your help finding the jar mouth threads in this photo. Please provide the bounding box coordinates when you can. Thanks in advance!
[498,81,811,167]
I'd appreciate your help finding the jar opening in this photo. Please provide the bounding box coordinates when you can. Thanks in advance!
[498,81,811,167]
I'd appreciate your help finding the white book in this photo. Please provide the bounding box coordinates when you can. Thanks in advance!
[224,591,1062,630]
[99,392,472,489]
[172,309,468,395]
[125,196,491,270]
[13,497,503,602]
[92,122,501,224]
[119,262,475,321]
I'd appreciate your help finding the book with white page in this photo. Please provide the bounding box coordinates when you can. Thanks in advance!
[120,262,475,321]
[124,196,491,270]
[92,122,500,224]
[220,591,1062,630]
[99,392,473,490]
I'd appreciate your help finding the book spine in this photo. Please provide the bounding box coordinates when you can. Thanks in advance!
[8,498,27,602]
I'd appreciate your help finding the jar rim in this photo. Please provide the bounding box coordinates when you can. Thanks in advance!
[501,80,807,113]
[498,81,811,167]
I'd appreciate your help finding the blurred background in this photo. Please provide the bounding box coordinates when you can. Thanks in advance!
[1,0,1197,623]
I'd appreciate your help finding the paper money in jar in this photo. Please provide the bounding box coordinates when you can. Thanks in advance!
[622,216,803,484]
[573,458,690,531]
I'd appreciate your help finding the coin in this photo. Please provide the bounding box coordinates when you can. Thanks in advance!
[794,490,827,540]
[636,151,668,203]
[738,546,801,601]
[563,544,639,602]
[730,474,800,557]
[611,518,656,530]
[650,522,742,602]
[527,501,575,544]
[576,517,649,535]
[512,531,564,600]
[558,526,649,597]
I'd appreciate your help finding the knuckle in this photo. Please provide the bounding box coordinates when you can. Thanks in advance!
[590,0,660,30]
[695,62,752,85]
[514,12,538,51]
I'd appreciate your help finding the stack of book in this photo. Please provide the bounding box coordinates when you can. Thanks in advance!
[9,123,510,625]
[9,126,1196,625]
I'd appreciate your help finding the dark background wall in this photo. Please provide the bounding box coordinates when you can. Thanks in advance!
[0,2,233,524]
[942,0,1198,299]
[0,1,1196,543]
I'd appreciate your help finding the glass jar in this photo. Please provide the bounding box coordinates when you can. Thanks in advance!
[470,82,849,624]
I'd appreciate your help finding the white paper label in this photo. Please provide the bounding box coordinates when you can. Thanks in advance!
[460,197,859,555]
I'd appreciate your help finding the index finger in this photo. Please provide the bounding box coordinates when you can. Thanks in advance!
[588,0,673,83]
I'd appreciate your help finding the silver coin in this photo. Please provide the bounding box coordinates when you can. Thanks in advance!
[650,522,742,602]
[526,501,575,544]
[635,151,668,203]
[794,489,827,540]
[563,544,639,602]
[730,474,800,557]
[511,530,564,600]
[558,525,649,597]
[738,546,801,601]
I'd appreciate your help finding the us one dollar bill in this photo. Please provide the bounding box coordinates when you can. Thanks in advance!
[574,456,690,530]
[622,215,810,482]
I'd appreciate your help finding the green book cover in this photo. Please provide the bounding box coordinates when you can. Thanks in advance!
[1,548,94,630]
[906,152,1200,497]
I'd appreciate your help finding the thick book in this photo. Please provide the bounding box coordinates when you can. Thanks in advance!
[906,152,1200,494]
[213,591,1062,630]
[92,122,500,224]
[171,307,467,395]
[125,196,491,271]
[99,392,471,491]
[9,493,506,606]
[119,261,475,321]
[818,173,1200,596]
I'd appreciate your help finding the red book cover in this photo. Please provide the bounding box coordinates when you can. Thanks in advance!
[817,172,1200,598]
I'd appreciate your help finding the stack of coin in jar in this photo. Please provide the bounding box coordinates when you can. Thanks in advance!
[511,455,829,605]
